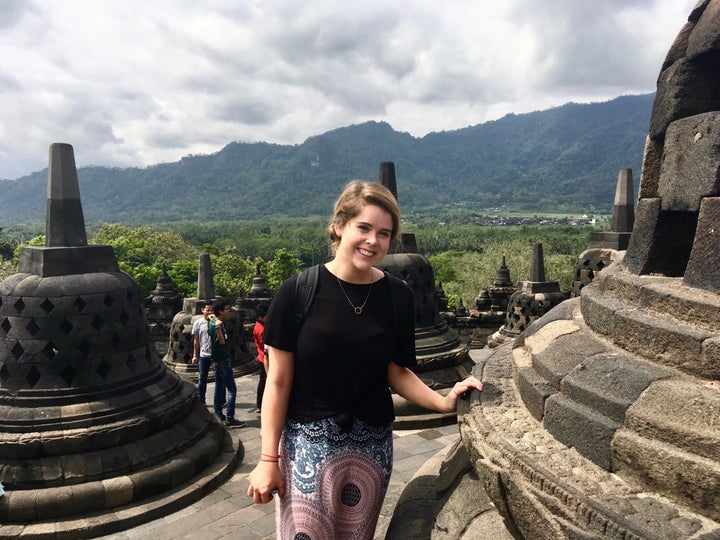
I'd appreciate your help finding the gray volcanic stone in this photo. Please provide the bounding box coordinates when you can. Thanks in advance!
[517,366,555,421]
[659,112,720,212]
[560,353,670,424]
[623,198,697,277]
[687,0,720,58]
[639,135,663,199]
[544,393,619,471]
[532,332,607,388]
[614,308,714,377]
[685,197,720,293]
[650,57,720,140]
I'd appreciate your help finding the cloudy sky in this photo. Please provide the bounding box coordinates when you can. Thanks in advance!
[0,0,698,180]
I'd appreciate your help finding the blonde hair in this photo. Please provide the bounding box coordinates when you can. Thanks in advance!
[327,181,401,255]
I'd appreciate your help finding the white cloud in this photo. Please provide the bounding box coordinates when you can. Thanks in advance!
[0,0,698,179]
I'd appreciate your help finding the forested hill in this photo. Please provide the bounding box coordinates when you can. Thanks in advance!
[0,93,654,223]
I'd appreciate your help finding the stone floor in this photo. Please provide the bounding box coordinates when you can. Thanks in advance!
[95,371,462,540]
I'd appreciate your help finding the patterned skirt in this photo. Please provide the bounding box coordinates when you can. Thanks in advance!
[275,416,394,540]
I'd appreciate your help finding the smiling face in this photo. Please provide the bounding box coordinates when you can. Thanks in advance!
[333,203,393,278]
[201,304,214,320]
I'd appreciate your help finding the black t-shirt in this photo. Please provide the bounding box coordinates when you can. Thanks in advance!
[264,264,416,426]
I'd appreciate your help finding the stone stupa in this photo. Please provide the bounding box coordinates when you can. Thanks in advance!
[163,253,258,381]
[455,3,720,538]
[375,162,472,428]
[0,144,240,538]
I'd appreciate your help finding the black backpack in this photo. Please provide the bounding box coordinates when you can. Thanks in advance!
[293,264,409,331]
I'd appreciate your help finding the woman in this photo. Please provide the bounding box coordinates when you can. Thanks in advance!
[247,181,483,539]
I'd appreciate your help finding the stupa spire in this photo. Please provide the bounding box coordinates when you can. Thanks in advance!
[45,143,87,247]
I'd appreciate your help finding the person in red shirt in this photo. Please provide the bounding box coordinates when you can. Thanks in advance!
[253,302,269,414]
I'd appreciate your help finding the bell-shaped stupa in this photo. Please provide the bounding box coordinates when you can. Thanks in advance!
[457,4,720,538]
[0,144,239,538]
[375,162,471,428]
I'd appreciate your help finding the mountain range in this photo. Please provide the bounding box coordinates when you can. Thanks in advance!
[0,93,654,224]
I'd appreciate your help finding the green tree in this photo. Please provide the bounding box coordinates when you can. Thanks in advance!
[267,248,301,291]
[428,252,459,284]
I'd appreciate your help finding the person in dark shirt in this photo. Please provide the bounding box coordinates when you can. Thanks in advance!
[246,181,483,539]
[208,300,244,428]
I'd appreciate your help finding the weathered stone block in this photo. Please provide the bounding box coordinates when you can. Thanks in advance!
[612,429,720,522]
[614,308,713,377]
[102,475,133,508]
[659,112,720,212]
[641,276,720,332]
[35,485,73,519]
[623,198,697,276]
[623,378,720,461]
[517,367,555,421]
[650,57,720,140]
[560,353,669,424]
[685,197,720,293]
[687,0,720,58]
[544,393,619,471]
[701,337,720,380]
[533,333,607,388]
[580,289,624,336]
[639,135,662,198]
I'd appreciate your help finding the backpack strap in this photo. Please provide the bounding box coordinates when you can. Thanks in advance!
[294,264,320,325]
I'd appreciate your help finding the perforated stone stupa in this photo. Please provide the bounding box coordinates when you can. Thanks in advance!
[457,3,720,538]
[375,162,471,428]
[0,144,239,538]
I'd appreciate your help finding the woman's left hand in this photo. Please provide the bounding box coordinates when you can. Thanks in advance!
[443,376,483,411]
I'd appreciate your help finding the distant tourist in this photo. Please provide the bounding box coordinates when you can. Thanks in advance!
[208,300,244,428]
[191,301,214,405]
[246,180,483,539]
[253,302,269,414]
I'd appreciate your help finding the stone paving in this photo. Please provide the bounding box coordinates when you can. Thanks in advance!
[96,371,461,540]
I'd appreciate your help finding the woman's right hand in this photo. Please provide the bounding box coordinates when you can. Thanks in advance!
[247,460,285,503]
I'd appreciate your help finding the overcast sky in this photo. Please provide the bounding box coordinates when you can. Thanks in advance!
[0,0,698,180]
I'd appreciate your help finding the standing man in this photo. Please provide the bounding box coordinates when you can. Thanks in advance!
[191,301,214,405]
[209,300,244,427]
[253,302,269,414]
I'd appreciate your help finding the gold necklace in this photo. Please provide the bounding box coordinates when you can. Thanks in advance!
[336,277,374,314]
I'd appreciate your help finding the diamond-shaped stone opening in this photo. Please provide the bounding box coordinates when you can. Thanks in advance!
[126,353,137,372]
[103,294,114,307]
[111,334,122,352]
[97,360,111,380]
[60,319,73,335]
[40,298,55,315]
[74,297,87,312]
[11,342,24,360]
[13,298,25,314]
[91,316,104,332]
[0,364,10,384]
[60,364,78,385]
[120,310,129,326]
[42,342,56,360]
[78,339,91,355]
[26,366,41,387]
[1,318,11,334]
[26,319,40,337]
[126,289,135,302]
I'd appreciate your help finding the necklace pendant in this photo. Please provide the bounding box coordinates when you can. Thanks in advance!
[354,307,363,315]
